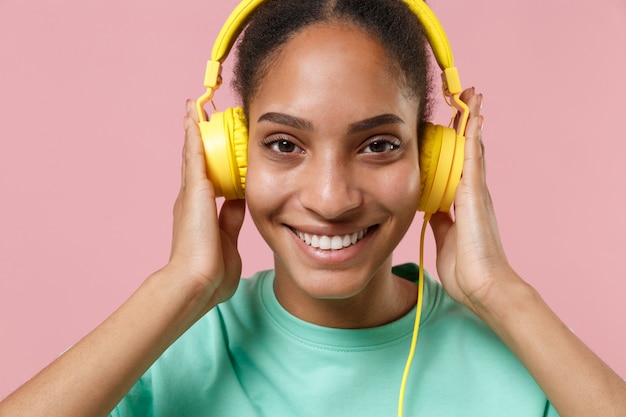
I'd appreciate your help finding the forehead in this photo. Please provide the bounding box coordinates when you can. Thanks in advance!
[249,22,419,128]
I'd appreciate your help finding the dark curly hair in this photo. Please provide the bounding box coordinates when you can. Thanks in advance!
[231,0,434,127]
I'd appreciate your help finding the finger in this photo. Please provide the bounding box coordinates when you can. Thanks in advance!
[459,87,475,106]
[188,98,210,124]
[429,210,454,253]
[182,101,211,191]
[181,115,188,189]
[464,90,482,118]
[180,99,195,189]
[454,87,477,129]
[219,199,246,247]
[462,112,486,188]
[187,98,201,123]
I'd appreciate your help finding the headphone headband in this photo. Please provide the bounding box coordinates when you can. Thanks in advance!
[211,0,264,63]
[198,0,468,129]
[400,0,454,70]
[212,0,455,67]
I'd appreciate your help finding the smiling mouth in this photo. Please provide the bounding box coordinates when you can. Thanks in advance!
[292,227,373,250]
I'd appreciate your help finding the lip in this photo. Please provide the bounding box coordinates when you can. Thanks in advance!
[287,224,378,265]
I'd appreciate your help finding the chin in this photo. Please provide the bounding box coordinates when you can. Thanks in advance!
[276,258,390,301]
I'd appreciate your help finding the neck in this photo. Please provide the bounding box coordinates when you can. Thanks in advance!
[273,262,418,329]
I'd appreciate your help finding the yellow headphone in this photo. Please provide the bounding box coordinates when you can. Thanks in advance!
[196,0,469,214]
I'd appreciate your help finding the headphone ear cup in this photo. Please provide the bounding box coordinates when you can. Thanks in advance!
[418,122,464,213]
[198,107,248,199]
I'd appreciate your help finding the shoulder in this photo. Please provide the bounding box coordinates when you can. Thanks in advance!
[418,270,521,368]
[173,269,273,348]
[110,271,274,417]
[409,267,553,415]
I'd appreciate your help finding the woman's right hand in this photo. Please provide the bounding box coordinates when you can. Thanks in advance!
[167,100,246,314]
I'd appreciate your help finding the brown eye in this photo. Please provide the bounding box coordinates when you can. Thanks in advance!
[363,140,399,153]
[276,140,297,153]
[262,137,303,154]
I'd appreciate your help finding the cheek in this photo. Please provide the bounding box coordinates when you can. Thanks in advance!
[243,147,291,217]
[243,151,268,212]
[243,161,274,244]
[373,161,421,212]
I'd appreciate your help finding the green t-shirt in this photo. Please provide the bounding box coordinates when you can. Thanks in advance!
[111,264,558,416]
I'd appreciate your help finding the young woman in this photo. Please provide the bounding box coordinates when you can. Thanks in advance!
[1,0,625,416]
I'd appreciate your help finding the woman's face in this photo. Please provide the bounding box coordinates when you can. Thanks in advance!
[245,22,421,315]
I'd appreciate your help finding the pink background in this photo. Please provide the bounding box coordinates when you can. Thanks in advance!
[1,0,625,399]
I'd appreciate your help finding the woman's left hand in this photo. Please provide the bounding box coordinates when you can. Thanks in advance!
[429,88,626,417]
[429,88,518,313]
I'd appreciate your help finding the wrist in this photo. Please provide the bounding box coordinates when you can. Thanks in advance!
[149,264,221,323]
[466,269,539,330]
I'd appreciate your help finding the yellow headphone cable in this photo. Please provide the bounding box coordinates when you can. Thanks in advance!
[398,212,431,417]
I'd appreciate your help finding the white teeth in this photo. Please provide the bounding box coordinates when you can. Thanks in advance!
[295,228,369,251]
[331,236,343,250]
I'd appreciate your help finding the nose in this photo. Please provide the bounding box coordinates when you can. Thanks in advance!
[298,153,363,220]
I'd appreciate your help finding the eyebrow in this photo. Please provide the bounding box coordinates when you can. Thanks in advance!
[257,112,313,131]
[347,114,405,134]
[257,112,405,133]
